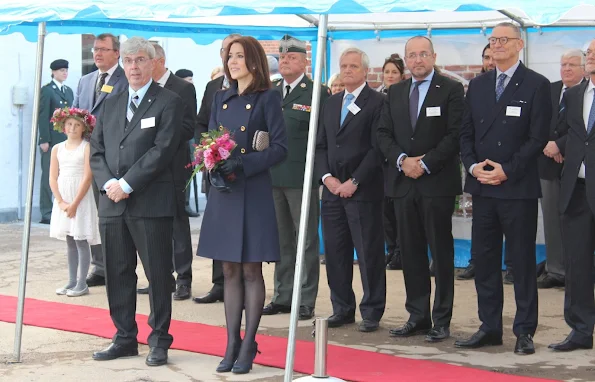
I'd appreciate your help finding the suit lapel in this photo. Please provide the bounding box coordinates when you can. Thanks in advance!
[414,74,443,134]
[116,91,128,139]
[93,66,124,112]
[120,82,159,142]
[401,79,413,132]
[52,84,68,103]
[282,77,310,108]
[480,63,526,139]
[339,84,370,133]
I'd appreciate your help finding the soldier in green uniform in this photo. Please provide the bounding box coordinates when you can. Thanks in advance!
[263,35,331,320]
[38,59,74,223]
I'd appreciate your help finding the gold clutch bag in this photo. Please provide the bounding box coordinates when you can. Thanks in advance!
[252,130,269,152]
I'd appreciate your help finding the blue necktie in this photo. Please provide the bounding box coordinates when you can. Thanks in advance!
[341,93,355,126]
[587,91,595,135]
[496,73,507,102]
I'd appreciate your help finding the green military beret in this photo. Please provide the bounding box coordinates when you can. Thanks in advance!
[279,34,307,54]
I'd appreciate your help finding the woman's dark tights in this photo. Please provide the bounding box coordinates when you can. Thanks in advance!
[222,261,265,364]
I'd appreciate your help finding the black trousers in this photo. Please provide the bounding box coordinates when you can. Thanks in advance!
[382,196,400,254]
[100,215,175,349]
[173,189,192,285]
[321,198,386,322]
[394,190,455,327]
[472,196,538,337]
[561,182,595,346]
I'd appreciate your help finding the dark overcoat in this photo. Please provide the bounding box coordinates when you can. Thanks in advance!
[197,86,288,263]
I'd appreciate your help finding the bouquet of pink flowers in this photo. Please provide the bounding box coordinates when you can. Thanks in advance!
[187,126,237,187]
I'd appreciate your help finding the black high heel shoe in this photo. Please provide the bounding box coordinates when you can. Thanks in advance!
[216,341,242,373]
[231,341,261,374]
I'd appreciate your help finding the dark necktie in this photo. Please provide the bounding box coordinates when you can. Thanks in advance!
[495,73,507,102]
[284,85,291,99]
[95,72,108,104]
[587,91,595,135]
[409,80,426,130]
[559,87,567,114]
[127,94,139,123]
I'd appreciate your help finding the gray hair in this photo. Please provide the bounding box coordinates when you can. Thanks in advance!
[328,73,341,86]
[340,47,370,70]
[405,36,435,55]
[562,48,586,65]
[121,37,156,59]
[152,43,165,59]
[266,55,279,75]
[225,33,242,41]
[494,22,522,38]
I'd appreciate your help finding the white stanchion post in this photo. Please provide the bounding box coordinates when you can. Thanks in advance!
[294,318,345,381]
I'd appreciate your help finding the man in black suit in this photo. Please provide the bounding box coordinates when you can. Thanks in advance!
[548,39,595,352]
[134,43,197,300]
[537,49,586,289]
[377,36,464,343]
[193,33,241,304]
[316,47,386,333]
[90,37,182,366]
[456,22,551,355]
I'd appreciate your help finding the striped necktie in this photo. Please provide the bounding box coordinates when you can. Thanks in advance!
[127,94,139,122]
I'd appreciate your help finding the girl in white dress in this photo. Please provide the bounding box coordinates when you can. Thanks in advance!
[48,107,100,297]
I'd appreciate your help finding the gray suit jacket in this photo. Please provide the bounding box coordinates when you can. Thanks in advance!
[90,81,183,218]
[74,65,128,115]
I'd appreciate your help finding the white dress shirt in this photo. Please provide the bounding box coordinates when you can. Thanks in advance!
[156,69,172,87]
[579,80,595,178]
[283,73,305,97]
[52,79,64,92]
[96,63,119,88]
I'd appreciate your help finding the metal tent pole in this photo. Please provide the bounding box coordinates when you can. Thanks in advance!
[13,21,46,363]
[283,14,328,382]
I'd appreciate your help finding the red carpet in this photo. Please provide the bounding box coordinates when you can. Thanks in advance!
[0,295,554,382]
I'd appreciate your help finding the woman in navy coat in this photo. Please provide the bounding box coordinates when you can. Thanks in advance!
[197,36,287,374]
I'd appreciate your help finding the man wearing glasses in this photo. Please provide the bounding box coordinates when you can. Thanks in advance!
[458,22,551,355]
[74,33,129,289]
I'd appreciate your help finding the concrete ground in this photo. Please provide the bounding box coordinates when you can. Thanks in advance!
[0,219,593,382]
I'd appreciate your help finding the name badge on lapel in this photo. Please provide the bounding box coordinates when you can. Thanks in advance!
[347,103,361,115]
[141,117,156,129]
[101,84,114,94]
[426,106,441,117]
[506,106,521,117]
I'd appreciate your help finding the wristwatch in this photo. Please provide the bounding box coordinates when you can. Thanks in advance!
[351,178,360,187]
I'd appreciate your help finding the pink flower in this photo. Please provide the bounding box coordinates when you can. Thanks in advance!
[218,147,230,160]
[204,155,215,171]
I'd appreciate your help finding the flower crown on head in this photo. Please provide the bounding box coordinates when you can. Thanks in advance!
[50,107,96,138]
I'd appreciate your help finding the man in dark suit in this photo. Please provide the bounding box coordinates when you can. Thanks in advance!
[193,33,241,304]
[74,33,129,288]
[537,49,586,289]
[548,39,595,352]
[133,43,197,300]
[456,22,551,355]
[38,59,74,224]
[377,36,464,342]
[316,47,386,333]
[263,35,330,321]
[90,37,182,366]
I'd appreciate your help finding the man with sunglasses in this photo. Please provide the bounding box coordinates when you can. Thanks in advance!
[458,22,551,355]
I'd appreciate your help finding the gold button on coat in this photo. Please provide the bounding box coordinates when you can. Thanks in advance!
[223,104,228,110]
[240,148,246,154]
[245,104,251,110]
[240,126,246,132]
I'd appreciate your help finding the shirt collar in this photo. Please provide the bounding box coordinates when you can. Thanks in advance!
[283,73,305,91]
[129,79,153,103]
[412,69,434,85]
[496,60,521,79]
[52,79,63,90]
[156,69,171,87]
[588,79,595,94]
[100,63,119,77]
[343,81,366,101]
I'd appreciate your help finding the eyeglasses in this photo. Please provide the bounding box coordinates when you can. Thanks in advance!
[406,52,432,60]
[488,37,519,45]
[123,57,151,66]
[561,63,584,68]
[92,47,116,53]
[584,50,595,57]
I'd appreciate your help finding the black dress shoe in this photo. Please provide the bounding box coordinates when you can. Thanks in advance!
[425,326,450,342]
[39,218,51,224]
[173,285,191,300]
[86,274,106,287]
[92,343,138,361]
[193,288,224,304]
[389,321,431,337]
[137,286,149,294]
[454,330,503,349]
[503,269,514,284]
[358,319,379,333]
[548,337,593,352]
[185,206,200,217]
[457,263,475,280]
[262,302,291,315]
[327,314,355,328]
[515,334,535,355]
[299,306,314,320]
[146,347,168,366]
[537,274,564,289]
[387,250,402,270]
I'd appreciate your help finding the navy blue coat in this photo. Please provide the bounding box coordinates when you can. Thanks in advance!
[460,63,551,199]
[197,86,288,263]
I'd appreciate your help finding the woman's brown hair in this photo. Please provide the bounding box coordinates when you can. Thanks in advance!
[223,36,271,94]
[382,53,405,75]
